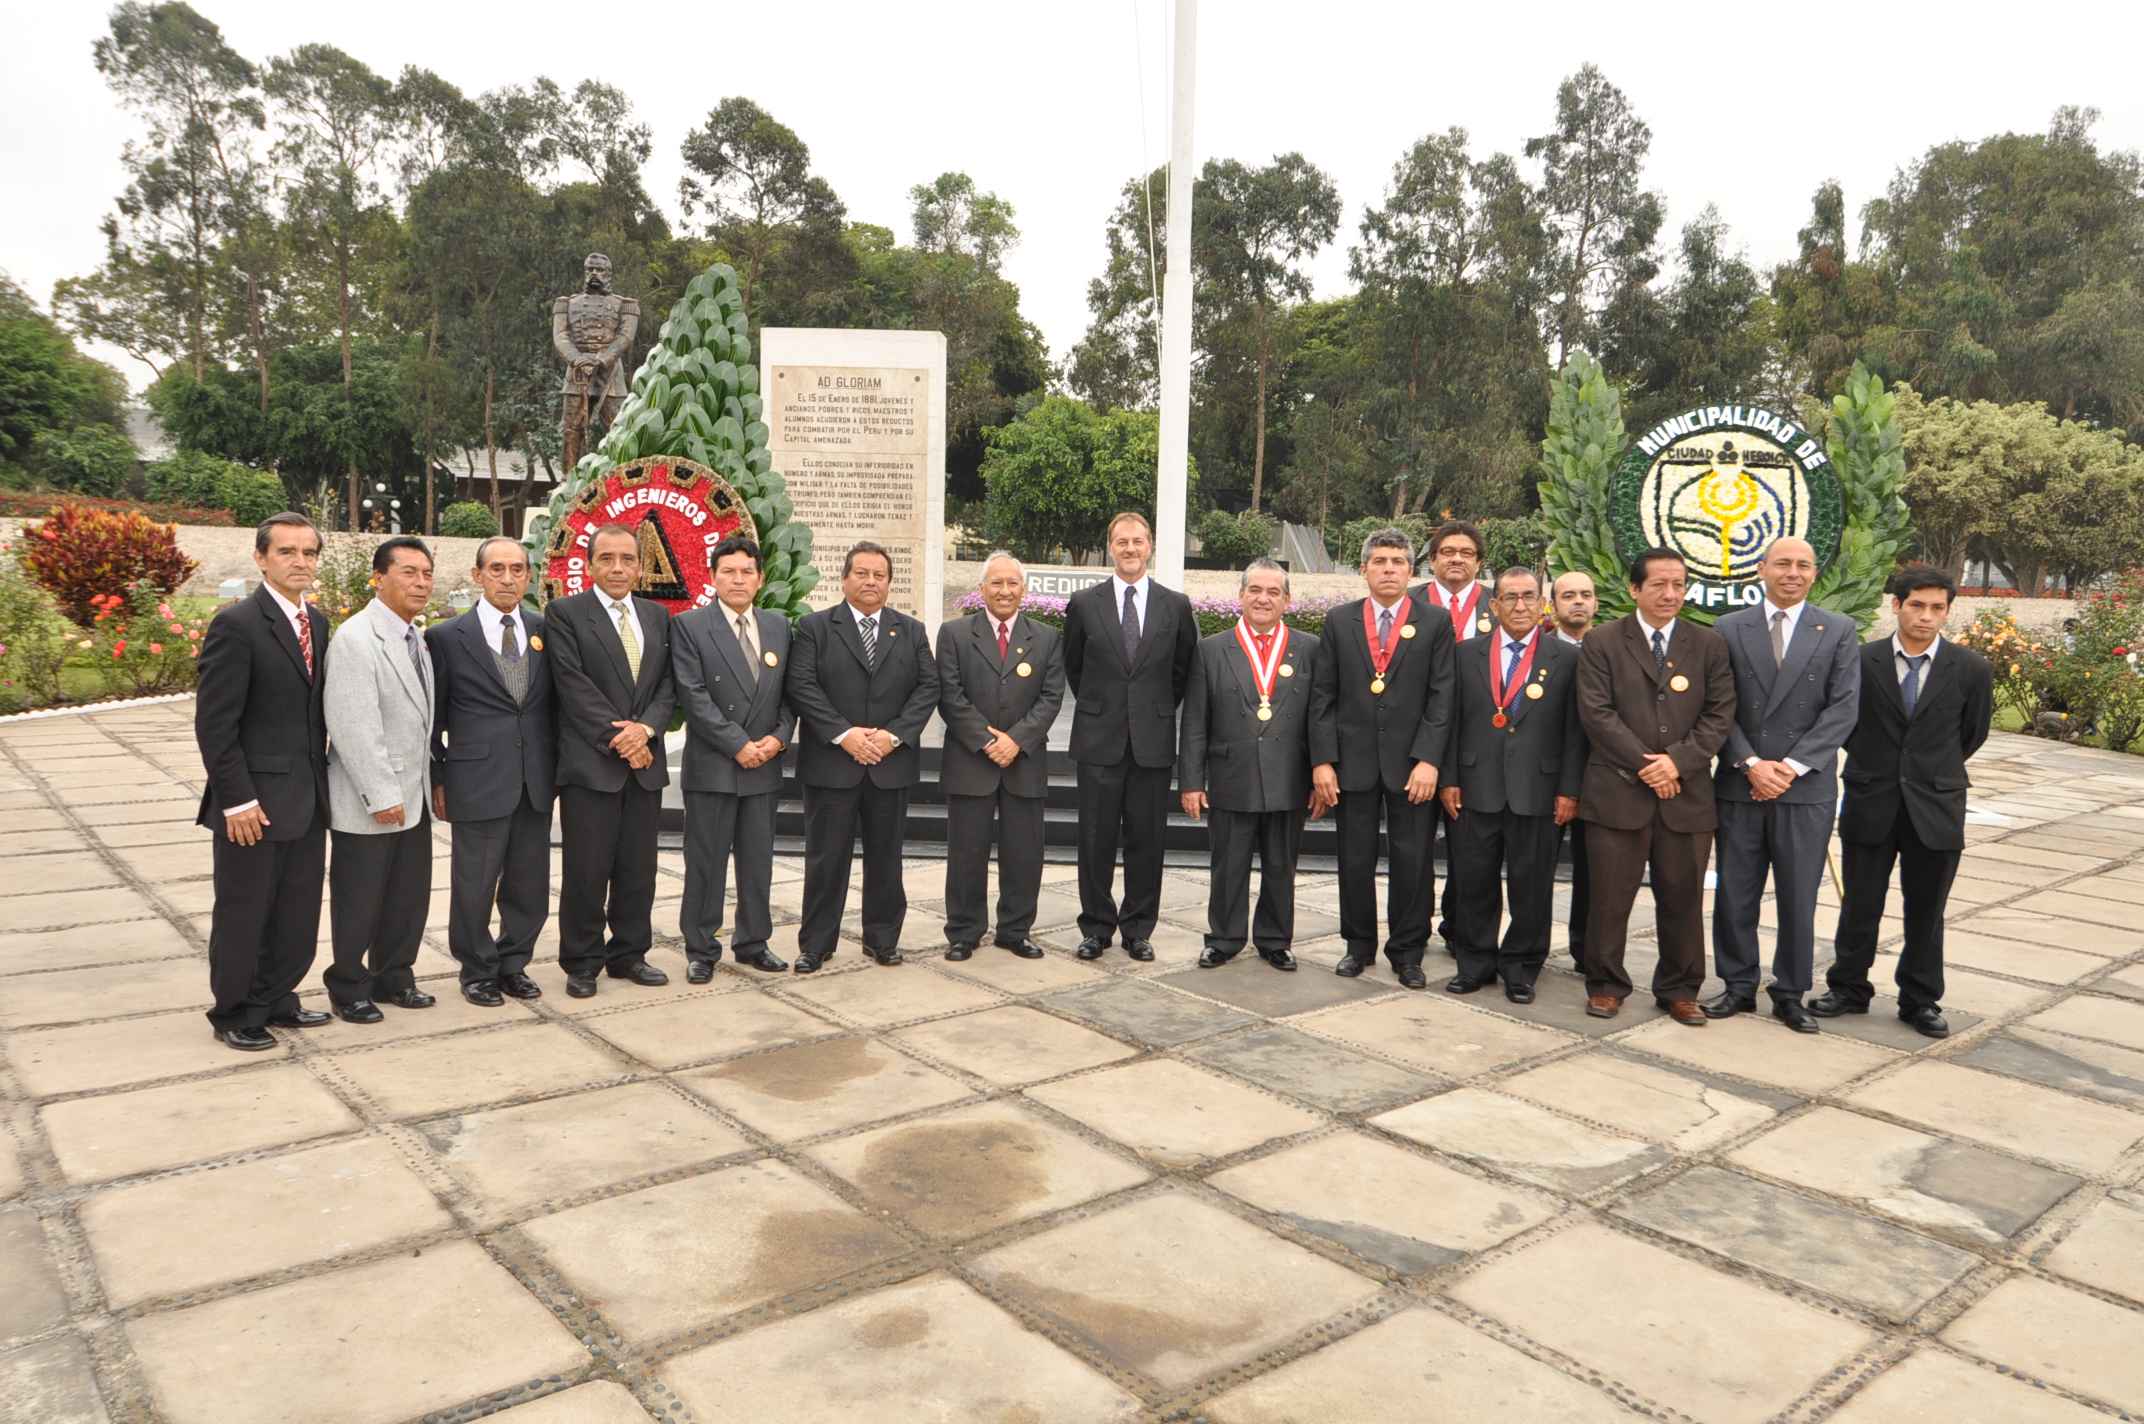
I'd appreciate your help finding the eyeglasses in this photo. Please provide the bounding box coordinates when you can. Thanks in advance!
[1490,592,1542,604]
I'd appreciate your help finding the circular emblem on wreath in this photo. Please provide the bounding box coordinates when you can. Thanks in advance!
[1611,405,1842,611]
[542,456,758,612]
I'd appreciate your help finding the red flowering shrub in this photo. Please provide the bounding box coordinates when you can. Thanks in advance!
[19,503,198,625]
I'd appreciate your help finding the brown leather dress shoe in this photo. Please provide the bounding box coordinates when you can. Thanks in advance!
[1585,995,1620,1018]
[1663,999,1709,1026]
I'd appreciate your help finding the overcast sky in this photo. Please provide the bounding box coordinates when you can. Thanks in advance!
[6,0,2140,389]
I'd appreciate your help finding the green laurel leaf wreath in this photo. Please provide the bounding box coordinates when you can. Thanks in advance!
[522,263,818,621]
[1809,361,1911,630]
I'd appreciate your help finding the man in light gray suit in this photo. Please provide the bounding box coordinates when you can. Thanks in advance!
[323,536,439,1023]
[1180,559,1326,971]
[935,551,1065,960]
[673,535,794,981]
[1707,537,1861,1032]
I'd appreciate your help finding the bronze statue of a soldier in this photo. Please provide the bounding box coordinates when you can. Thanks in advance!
[554,253,640,471]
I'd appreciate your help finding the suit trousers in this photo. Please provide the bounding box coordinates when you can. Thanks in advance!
[681,789,777,963]
[206,809,327,1031]
[326,811,433,1005]
[1434,804,1460,944]
[1584,811,1712,1003]
[799,780,911,959]
[1335,785,1436,967]
[1713,799,1834,1005]
[1074,754,1169,944]
[943,787,1045,946]
[447,792,550,985]
[1450,807,1559,988]
[557,781,660,976]
[1827,806,1959,1014]
[1204,807,1306,958]
[1558,819,1590,960]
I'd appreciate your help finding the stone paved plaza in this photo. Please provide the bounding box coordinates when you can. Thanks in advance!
[4,701,2144,1423]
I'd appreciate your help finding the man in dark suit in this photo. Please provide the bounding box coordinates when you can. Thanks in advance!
[788,541,940,971]
[1575,548,1735,1024]
[1411,518,1492,948]
[1708,538,1862,1032]
[672,534,793,981]
[1813,564,1994,1039]
[1548,571,1598,966]
[428,537,557,1006]
[1439,567,1585,1002]
[936,551,1065,961]
[1308,527,1454,990]
[195,513,336,1050]
[1061,511,1199,962]
[544,523,677,998]
[1180,559,1324,971]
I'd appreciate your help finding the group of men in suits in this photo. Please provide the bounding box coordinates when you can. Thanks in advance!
[195,506,1993,1054]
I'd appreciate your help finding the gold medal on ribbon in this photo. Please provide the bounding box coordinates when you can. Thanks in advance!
[1236,620,1289,724]
[763,650,778,667]
[1669,674,1690,692]
[1257,701,1273,721]
[1370,677,1386,694]
[1525,682,1543,699]
[1015,661,1032,677]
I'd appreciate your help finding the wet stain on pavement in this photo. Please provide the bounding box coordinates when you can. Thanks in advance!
[855,1119,1051,1237]
[705,1037,883,1102]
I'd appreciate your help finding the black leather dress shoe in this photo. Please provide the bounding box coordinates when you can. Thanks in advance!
[1773,1000,1820,1034]
[1504,982,1536,1005]
[462,980,504,1007]
[267,1007,331,1028]
[1900,1006,1950,1038]
[793,951,826,974]
[1808,992,1864,1017]
[1397,965,1428,990]
[1334,956,1366,978]
[610,961,669,987]
[1075,938,1107,961]
[1197,946,1236,968]
[1445,974,1487,995]
[998,939,1046,960]
[735,948,790,972]
[499,971,542,999]
[1125,940,1155,962]
[565,974,600,998]
[219,1025,276,1051]
[870,945,904,966]
[1702,992,1757,1020]
[944,942,977,962]
[381,988,436,1009]
[686,960,715,984]
[1261,949,1298,972]
[335,1000,384,1024]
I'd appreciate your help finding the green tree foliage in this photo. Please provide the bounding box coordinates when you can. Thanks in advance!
[678,98,852,324]
[0,277,130,472]
[29,425,140,497]
[981,397,1163,563]
[144,449,285,522]
[436,500,497,538]
[1196,508,1275,568]
[1526,63,1664,369]
[1601,206,1773,431]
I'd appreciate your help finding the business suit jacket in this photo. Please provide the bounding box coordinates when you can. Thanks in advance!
[323,599,436,835]
[936,611,1065,799]
[426,606,557,822]
[788,602,939,790]
[544,591,676,792]
[195,585,330,838]
[1178,627,1320,813]
[672,603,795,795]
[1576,615,1736,833]
[1061,578,1199,768]
[1715,603,1861,804]
[1839,639,1994,852]
[1444,633,1586,817]
[1307,593,1455,792]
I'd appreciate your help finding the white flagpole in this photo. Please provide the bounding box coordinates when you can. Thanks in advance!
[1152,0,1196,588]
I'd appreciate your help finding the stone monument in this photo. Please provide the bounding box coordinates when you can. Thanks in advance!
[759,328,947,635]
[553,253,640,472]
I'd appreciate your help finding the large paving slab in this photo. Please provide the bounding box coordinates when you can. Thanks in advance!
[1180,1024,1444,1114]
[1842,1058,2144,1176]
[1024,1059,1323,1167]
[887,1003,1137,1086]
[0,1336,109,1424]
[1825,1347,2114,1424]
[677,1035,973,1141]
[1942,1275,2144,1414]
[39,1065,361,1183]
[1297,994,1580,1079]
[1372,1088,1669,1195]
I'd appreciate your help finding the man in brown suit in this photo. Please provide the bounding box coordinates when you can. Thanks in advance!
[1574,549,1735,1025]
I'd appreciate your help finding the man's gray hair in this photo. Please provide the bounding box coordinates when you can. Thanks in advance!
[1240,557,1290,594]
[472,536,526,568]
[980,550,1026,580]
[1494,564,1543,595]
[1359,526,1415,566]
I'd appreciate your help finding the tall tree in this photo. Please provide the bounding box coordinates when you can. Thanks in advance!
[1066,167,1171,411]
[1601,206,1771,430]
[910,171,1019,271]
[1526,63,1663,368]
[677,97,850,320]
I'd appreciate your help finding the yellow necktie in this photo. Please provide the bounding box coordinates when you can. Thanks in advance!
[613,601,641,680]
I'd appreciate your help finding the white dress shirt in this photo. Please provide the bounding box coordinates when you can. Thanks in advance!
[224,585,313,817]
[1555,627,1585,646]
[480,603,528,656]
[1635,609,1678,657]
[1892,633,1942,683]
[1432,580,1487,638]
[1112,573,1152,632]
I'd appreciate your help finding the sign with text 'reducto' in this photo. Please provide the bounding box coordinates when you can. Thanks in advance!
[760,328,947,636]
[1611,404,1843,610]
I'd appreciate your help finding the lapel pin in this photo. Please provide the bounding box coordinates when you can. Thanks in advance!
[1525,683,1544,699]
[1279,663,1294,677]
[1016,661,1032,677]
[529,635,543,651]
[1670,674,1690,691]
[1399,623,1416,639]
[764,650,778,667]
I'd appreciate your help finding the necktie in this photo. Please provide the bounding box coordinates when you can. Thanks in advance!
[1122,585,1142,664]
[614,601,641,680]
[737,613,759,683]
[405,627,428,698]
[859,614,877,669]
[295,605,313,680]
[1506,639,1524,685]
[997,621,1010,663]
[1903,653,1929,717]
[1652,629,1667,670]
[1771,609,1788,666]
[1378,606,1393,646]
[499,614,520,660]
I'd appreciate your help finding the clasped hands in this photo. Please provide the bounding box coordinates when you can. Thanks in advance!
[733,735,785,769]
[1742,758,1797,801]
[840,727,898,765]
[609,719,655,770]
[1639,752,1682,799]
